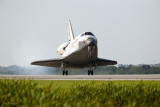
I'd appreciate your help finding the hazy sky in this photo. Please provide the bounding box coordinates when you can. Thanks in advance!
[0,0,160,66]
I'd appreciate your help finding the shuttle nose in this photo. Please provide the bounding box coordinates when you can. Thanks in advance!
[89,40,95,46]
[87,38,96,46]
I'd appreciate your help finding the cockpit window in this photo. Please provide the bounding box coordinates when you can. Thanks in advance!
[81,32,94,36]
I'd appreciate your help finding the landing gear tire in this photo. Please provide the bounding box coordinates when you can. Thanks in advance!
[66,70,68,75]
[88,70,93,75]
[62,70,68,75]
[88,70,90,75]
[91,70,93,75]
[63,70,65,75]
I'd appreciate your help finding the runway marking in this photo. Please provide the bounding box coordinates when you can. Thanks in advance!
[0,75,160,80]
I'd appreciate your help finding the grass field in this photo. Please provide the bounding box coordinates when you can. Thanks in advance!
[0,79,160,107]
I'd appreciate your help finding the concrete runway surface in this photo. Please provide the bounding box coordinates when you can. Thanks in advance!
[0,75,160,80]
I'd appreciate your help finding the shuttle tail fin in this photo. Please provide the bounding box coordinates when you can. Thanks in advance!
[68,20,74,41]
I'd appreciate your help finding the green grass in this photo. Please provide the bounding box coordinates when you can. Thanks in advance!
[0,80,160,107]
[33,80,74,89]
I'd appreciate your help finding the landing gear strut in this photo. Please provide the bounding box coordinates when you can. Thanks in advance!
[63,70,68,75]
[88,46,95,76]
[88,70,93,75]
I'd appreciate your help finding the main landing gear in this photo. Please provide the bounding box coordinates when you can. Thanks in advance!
[61,61,68,75]
[63,70,68,75]
[88,70,93,75]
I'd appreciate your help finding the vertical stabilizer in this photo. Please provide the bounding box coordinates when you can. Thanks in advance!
[68,20,74,41]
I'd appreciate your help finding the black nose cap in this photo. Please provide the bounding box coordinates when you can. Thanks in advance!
[91,40,94,45]
[89,40,95,46]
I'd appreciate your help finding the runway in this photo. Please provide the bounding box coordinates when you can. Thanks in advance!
[0,75,160,80]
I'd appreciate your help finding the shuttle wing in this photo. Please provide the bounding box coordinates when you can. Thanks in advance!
[31,57,117,68]
[31,58,63,67]
[97,58,117,66]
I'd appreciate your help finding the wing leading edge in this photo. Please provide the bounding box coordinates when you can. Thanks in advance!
[31,58,63,67]
[96,58,117,66]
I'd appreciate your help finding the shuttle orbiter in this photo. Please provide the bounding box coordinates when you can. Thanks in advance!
[31,21,117,75]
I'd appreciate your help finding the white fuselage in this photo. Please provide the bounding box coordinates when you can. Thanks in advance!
[57,32,98,68]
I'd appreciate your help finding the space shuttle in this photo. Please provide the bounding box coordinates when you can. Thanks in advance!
[31,21,117,75]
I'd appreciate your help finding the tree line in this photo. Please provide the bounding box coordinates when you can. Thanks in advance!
[0,64,160,75]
